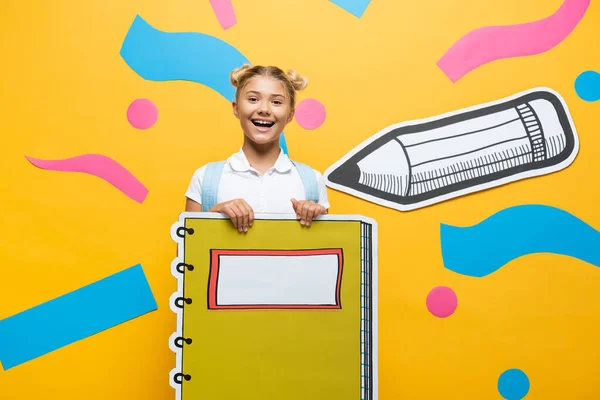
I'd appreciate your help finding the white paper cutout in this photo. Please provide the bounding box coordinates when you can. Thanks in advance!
[324,87,579,211]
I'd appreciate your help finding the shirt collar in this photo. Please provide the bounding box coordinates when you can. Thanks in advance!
[228,147,293,173]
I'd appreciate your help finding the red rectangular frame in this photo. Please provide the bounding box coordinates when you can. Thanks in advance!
[207,249,344,310]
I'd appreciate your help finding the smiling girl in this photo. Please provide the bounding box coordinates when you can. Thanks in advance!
[184,64,330,232]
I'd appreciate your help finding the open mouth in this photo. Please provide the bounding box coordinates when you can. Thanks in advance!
[252,119,275,128]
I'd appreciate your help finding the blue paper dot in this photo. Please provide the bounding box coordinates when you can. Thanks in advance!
[498,369,530,400]
[574,70,600,102]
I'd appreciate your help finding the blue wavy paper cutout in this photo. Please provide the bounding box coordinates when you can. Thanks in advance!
[440,204,600,277]
[329,0,371,18]
[119,15,288,154]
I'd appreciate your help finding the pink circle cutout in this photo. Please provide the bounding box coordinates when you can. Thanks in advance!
[426,286,458,318]
[295,98,326,130]
[127,98,158,129]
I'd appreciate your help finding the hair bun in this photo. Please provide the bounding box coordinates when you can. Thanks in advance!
[230,64,253,87]
[287,69,308,91]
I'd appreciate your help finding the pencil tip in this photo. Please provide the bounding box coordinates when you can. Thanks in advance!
[328,159,361,187]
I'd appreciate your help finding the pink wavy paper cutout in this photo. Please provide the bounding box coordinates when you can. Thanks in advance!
[26,154,148,203]
[437,0,590,82]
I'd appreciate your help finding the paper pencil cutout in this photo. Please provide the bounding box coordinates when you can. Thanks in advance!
[169,213,378,400]
[324,87,579,211]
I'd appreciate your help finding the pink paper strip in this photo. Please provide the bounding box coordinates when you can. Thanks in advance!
[437,0,590,82]
[26,154,149,203]
[209,0,237,30]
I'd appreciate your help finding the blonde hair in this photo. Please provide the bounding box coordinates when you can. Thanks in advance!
[230,64,307,109]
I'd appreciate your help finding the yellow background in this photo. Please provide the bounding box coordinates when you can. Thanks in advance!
[182,218,363,400]
[0,0,599,399]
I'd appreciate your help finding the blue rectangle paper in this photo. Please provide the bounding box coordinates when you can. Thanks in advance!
[0,264,157,369]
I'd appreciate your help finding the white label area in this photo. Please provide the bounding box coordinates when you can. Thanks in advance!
[216,254,341,306]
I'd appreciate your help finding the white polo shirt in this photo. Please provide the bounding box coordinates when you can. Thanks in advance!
[185,148,330,214]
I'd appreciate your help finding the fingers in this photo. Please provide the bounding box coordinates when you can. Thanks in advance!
[295,201,306,224]
[224,203,244,230]
[303,202,315,226]
[296,201,326,226]
[306,203,326,226]
[238,202,248,232]
[296,201,308,225]
[248,202,255,228]
[225,199,254,232]
[222,199,329,231]
[239,199,254,232]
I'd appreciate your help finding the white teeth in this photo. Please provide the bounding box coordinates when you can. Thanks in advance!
[253,120,273,126]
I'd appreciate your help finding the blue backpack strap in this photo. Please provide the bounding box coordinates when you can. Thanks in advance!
[292,161,319,203]
[201,161,226,212]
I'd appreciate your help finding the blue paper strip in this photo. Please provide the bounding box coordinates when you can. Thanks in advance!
[119,14,290,155]
[440,204,600,278]
[329,0,371,18]
[0,264,157,369]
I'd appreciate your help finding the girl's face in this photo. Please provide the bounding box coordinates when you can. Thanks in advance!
[233,76,294,146]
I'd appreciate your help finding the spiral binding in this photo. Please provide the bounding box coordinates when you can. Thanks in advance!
[174,296,192,308]
[175,263,194,274]
[176,262,195,273]
[174,336,192,348]
[173,373,192,384]
[173,229,195,385]
[176,227,194,238]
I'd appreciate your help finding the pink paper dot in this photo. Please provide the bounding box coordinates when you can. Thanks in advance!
[127,98,158,130]
[295,98,326,130]
[426,286,458,318]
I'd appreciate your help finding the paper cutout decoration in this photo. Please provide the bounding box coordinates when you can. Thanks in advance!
[119,14,289,154]
[209,0,237,30]
[329,0,372,18]
[25,154,149,203]
[440,204,600,278]
[0,264,157,370]
[295,98,327,130]
[127,98,158,129]
[426,286,457,318]
[324,87,578,212]
[574,70,600,102]
[437,0,590,82]
[498,369,530,400]
[169,213,378,400]
[119,15,246,100]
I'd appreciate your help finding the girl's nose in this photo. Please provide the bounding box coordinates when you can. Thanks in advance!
[258,101,271,114]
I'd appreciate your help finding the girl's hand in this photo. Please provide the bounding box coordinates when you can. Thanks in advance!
[210,199,254,232]
[290,199,327,226]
